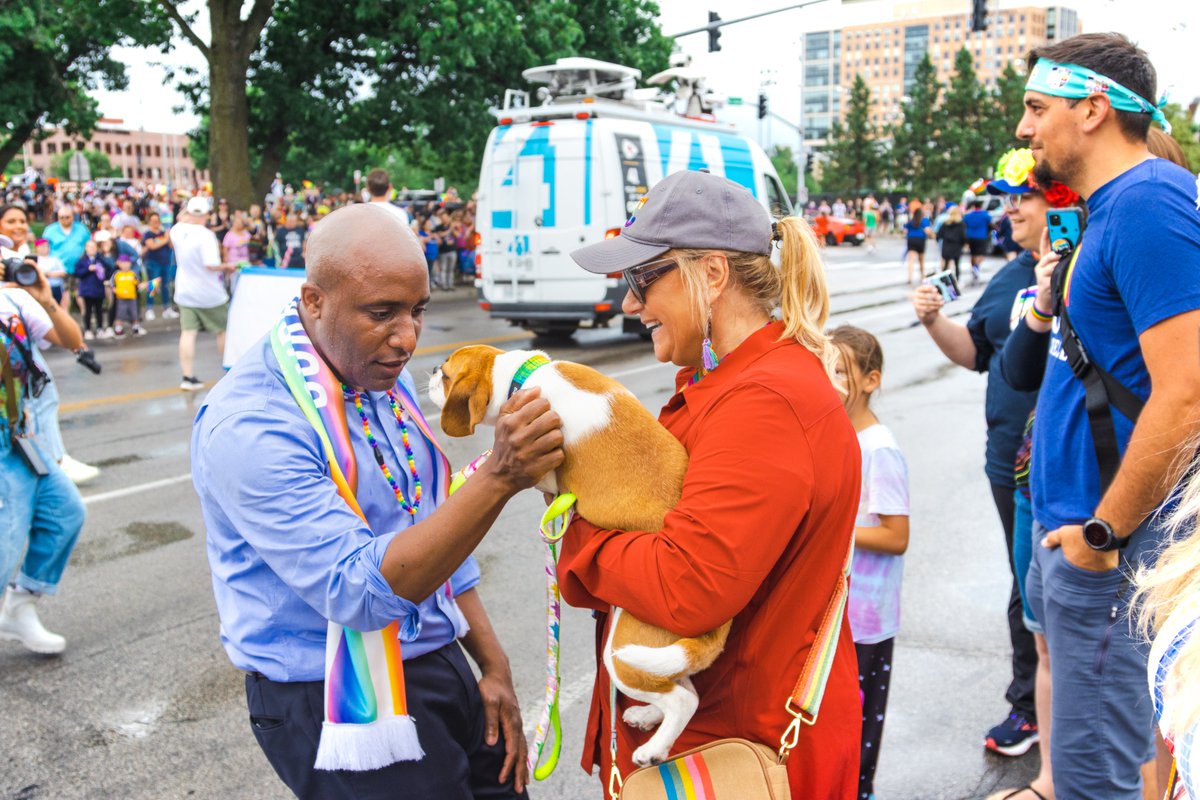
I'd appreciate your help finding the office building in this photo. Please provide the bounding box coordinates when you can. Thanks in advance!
[802,3,1081,147]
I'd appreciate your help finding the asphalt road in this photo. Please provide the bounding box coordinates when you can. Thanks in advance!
[0,237,1040,800]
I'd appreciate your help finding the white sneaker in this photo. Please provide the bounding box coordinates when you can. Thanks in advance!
[0,587,65,655]
[133,325,147,336]
[144,308,156,321]
[84,330,95,341]
[180,376,204,392]
[100,327,115,340]
[163,308,180,319]
[59,454,100,485]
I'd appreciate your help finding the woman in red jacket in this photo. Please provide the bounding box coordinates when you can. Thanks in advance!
[563,170,862,799]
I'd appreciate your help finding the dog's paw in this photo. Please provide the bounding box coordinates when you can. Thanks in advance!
[632,743,669,768]
[622,704,664,731]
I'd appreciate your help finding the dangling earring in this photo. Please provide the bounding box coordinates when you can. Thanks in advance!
[701,313,720,371]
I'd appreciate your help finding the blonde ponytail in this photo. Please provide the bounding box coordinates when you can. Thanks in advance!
[776,216,839,385]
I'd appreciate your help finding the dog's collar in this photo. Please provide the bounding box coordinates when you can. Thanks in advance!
[508,354,550,399]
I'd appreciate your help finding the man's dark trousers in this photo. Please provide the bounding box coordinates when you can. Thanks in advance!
[245,642,528,800]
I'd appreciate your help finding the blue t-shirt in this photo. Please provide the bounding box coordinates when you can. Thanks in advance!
[1032,158,1200,531]
[964,209,992,240]
[966,250,1040,487]
[904,218,927,240]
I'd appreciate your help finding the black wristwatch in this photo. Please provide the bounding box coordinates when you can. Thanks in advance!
[1082,517,1130,552]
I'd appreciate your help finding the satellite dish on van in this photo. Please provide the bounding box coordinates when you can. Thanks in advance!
[647,67,719,116]
[522,57,641,102]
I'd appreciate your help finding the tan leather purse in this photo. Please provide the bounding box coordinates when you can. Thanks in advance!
[613,536,854,800]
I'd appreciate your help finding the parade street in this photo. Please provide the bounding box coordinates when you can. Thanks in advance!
[0,236,1038,800]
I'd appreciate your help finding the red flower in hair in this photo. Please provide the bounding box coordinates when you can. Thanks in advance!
[1039,180,1080,208]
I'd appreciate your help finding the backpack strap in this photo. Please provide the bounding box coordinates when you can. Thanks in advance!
[1051,245,1146,492]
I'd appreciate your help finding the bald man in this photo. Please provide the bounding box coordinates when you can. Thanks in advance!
[191,204,562,799]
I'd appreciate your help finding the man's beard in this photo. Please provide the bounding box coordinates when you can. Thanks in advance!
[1033,151,1083,193]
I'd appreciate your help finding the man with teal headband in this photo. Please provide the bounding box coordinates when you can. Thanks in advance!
[1012,32,1200,800]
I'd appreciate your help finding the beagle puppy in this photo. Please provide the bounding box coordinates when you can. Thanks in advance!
[429,345,732,767]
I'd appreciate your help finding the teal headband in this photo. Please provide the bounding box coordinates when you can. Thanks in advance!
[1025,59,1171,134]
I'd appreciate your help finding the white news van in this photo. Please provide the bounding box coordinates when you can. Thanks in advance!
[475,57,792,338]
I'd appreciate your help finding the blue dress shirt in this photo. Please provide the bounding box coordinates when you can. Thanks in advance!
[191,335,479,682]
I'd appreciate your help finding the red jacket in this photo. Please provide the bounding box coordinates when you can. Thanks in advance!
[559,322,862,799]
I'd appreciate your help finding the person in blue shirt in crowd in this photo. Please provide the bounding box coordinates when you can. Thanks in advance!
[42,206,91,291]
[903,203,934,285]
[998,33,1200,800]
[192,203,563,800]
[963,200,994,284]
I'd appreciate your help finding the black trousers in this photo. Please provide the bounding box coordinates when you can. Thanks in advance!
[245,642,528,800]
[990,481,1038,720]
[855,638,894,800]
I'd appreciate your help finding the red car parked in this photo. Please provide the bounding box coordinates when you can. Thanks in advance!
[811,214,866,246]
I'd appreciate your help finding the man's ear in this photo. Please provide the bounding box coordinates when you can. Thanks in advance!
[1080,94,1111,134]
[300,282,323,319]
[440,374,491,437]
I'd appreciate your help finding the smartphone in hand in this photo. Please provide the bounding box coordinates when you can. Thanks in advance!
[1047,207,1085,256]
[924,269,961,302]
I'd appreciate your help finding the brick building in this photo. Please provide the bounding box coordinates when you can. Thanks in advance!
[21,118,208,187]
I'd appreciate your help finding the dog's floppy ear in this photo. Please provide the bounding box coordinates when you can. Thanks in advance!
[440,371,491,437]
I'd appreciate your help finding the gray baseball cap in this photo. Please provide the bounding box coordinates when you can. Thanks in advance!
[571,169,772,274]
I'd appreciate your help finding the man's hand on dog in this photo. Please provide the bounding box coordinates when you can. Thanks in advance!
[485,388,564,494]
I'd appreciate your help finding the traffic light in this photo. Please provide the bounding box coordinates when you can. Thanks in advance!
[757,93,769,120]
[971,0,988,32]
[805,152,815,174]
[708,11,722,52]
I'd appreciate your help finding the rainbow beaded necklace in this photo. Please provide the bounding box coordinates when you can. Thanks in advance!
[344,385,423,515]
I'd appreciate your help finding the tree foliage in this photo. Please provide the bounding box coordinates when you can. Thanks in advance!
[888,54,941,196]
[768,145,800,200]
[939,48,989,189]
[163,0,673,204]
[823,74,880,195]
[0,1,168,172]
[1164,102,1200,172]
[49,149,122,180]
[984,62,1026,157]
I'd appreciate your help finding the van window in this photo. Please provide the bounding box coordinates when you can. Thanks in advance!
[764,174,792,218]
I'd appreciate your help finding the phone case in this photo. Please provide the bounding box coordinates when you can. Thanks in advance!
[12,435,49,476]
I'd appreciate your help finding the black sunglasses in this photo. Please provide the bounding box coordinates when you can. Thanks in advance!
[622,257,678,304]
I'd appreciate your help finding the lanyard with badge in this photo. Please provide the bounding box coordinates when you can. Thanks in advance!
[0,326,48,475]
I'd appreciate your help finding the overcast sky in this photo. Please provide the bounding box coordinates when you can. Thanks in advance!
[93,0,1199,153]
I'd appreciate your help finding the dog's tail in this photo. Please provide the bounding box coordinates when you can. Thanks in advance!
[612,621,732,677]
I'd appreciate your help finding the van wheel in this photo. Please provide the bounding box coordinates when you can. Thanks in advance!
[530,323,578,341]
[825,232,838,247]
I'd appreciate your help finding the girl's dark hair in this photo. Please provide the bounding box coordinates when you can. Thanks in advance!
[829,324,884,401]
[911,207,924,225]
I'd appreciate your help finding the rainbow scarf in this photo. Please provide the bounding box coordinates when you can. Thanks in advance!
[269,298,451,771]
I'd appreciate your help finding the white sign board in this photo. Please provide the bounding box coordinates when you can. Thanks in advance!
[222,268,306,370]
[68,151,91,183]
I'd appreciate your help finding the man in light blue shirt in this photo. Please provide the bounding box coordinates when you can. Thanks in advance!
[41,207,92,276]
[192,203,563,799]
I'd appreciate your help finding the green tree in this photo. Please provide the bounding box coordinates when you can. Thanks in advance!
[888,53,942,195]
[1164,102,1200,172]
[156,0,274,210]
[49,149,122,180]
[940,48,989,190]
[984,62,1027,164]
[822,74,880,194]
[162,0,672,206]
[0,2,168,172]
[769,145,800,200]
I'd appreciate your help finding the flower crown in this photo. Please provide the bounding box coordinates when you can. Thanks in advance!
[995,148,1080,207]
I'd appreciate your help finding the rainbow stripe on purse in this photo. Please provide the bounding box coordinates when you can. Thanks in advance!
[656,752,717,800]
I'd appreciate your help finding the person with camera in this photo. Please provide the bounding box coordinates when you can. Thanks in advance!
[910,148,1080,781]
[0,246,88,655]
[1000,33,1200,799]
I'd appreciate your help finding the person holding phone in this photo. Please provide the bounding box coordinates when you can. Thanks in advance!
[911,148,1081,779]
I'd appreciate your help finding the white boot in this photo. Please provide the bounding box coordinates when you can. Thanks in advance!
[0,587,66,654]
